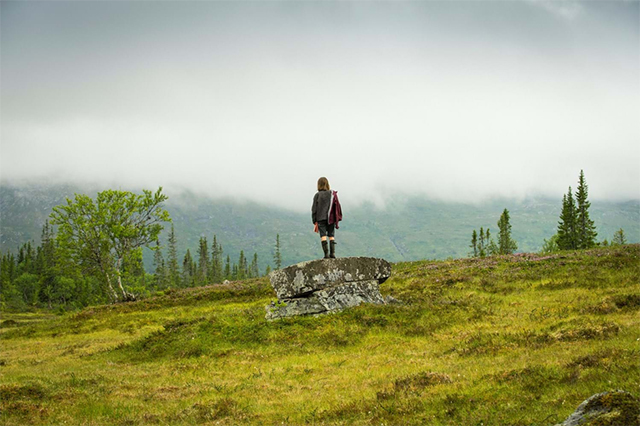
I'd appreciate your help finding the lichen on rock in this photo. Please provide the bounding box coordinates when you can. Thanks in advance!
[265,257,392,320]
[556,390,639,426]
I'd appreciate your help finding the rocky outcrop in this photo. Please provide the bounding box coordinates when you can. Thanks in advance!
[556,390,639,426]
[265,257,391,320]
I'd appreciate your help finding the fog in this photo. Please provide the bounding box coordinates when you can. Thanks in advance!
[1,1,638,211]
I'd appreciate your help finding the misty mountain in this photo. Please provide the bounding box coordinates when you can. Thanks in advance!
[1,183,638,271]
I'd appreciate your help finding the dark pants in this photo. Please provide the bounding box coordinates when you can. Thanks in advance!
[317,220,335,238]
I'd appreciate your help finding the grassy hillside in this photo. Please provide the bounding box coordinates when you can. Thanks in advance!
[2,183,639,269]
[1,245,638,425]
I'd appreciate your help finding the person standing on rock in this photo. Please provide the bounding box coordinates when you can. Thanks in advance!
[312,177,342,259]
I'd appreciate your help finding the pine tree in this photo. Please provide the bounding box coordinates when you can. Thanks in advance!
[557,187,578,250]
[478,227,486,258]
[486,228,498,255]
[167,224,179,288]
[153,241,167,289]
[612,228,627,245]
[250,252,259,278]
[237,251,246,280]
[470,230,478,257]
[497,209,518,255]
[182,249,194,287]
[575,170,597,249]
[197,237,209,285]
[273,234,282,269]
[210,235,223,283]
[224,255,231,280]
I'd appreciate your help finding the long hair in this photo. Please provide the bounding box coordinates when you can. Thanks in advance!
[317,177,330,191]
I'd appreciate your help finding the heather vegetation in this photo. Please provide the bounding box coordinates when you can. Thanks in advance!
[1,245,638,425]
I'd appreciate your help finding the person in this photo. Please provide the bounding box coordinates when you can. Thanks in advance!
[311,177,340,258]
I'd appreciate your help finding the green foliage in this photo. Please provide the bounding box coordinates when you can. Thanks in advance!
[497,208,518,254]
[612,228,627,245]
[1,245,638,426]
[49,188,170,302]
[273,234,282,269]
[557,187,578,250]
[575,170,598,249]
[541,234,560,253]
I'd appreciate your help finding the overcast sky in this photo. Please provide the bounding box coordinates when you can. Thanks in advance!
[1,1,638,210]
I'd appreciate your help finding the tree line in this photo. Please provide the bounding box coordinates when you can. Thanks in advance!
[470,171,629,257]
[0,188,284,312]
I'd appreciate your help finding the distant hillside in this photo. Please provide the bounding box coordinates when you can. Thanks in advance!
[1,183,638,270]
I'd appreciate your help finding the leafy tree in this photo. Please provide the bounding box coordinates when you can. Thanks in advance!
[557,187,578,250]
[167,224,180,288]
[273,234,282,269]
[575,170,597,249]
[497,209,518,255]
[612,228,627,245]
[50,188,170,302]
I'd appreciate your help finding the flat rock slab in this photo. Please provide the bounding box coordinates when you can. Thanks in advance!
[265,280,385,321]
[268,256,391,300]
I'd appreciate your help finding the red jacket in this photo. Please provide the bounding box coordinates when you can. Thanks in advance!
[328,190,343,229]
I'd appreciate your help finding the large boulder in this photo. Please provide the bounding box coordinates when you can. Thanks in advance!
[556,390,639,426]
[269,257,391,300]
[265,257,392,320]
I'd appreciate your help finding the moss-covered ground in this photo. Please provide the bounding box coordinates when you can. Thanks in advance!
[1,245,639,425]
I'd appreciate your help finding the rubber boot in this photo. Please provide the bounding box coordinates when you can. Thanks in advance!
[322,240,329,258]
[330,240,336,258]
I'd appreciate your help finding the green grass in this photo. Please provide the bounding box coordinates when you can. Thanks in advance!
[1,245,639,425]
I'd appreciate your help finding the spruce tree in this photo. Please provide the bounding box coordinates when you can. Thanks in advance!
[557,187,578,250]
[153,241,166,289]
[470,230,478,257]
[224,255,231,280]
[182,249,194,287]
[612,228,627,245]
[273,234,282,269]
[478,227,486,258]
[497,209,518,255]
[167,224,179,288]
[251,253,259,278]
[575,170,597,249]
[197,237,209,285]
[210,235,223,283]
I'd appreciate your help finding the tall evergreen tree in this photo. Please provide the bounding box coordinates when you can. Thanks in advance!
[575,170,597,249]
[273,234,282,269]
[470,230,478,257]
[557,187,578,250]
[250,252,259,278]
[497,209,518,255]
[478,227,486,258]
[210,235,223,283]
[237,251,247,280]
[153,241,167,289]
[224,255,231,280]
[182,249,195,287]
[197,237,209,285]
[167,224,179,288]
